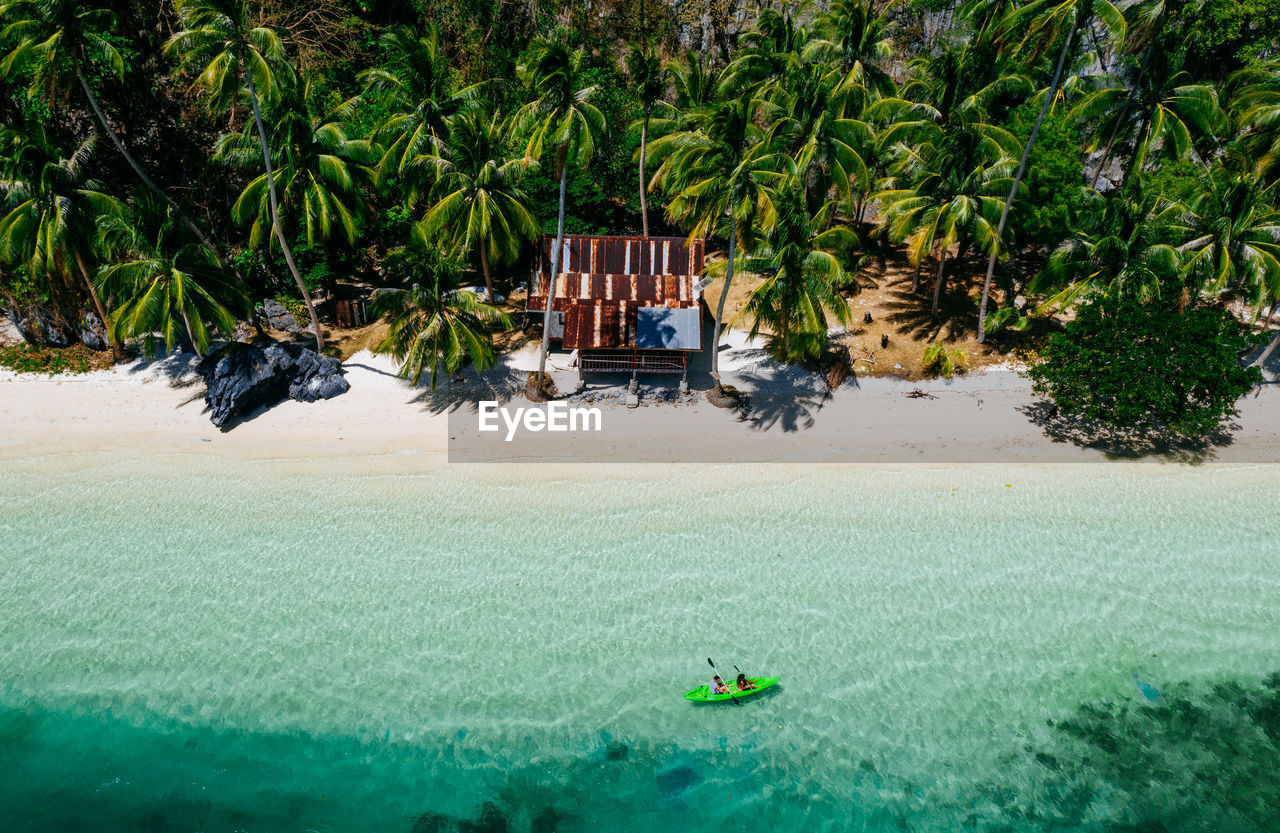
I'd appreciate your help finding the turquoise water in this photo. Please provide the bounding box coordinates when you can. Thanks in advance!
[2,451,1279,831]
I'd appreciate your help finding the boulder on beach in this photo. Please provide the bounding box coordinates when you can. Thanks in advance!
[199,340,349,428]
[254,298,302,333]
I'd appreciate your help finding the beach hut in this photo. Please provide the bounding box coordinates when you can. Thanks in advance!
[525,235,706,375]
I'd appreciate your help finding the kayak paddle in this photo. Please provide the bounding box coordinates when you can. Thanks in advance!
[706,657,741,706]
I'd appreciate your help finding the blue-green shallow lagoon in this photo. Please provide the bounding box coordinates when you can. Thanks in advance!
[2,451,1279,832]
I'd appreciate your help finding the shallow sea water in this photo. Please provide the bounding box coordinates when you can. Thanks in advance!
[1,451,1279,832]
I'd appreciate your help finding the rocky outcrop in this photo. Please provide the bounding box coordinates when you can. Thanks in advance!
[78,311,109,351]
[254,298,301,333]
[199,341,349,428]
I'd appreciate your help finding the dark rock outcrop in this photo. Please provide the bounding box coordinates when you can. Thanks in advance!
[79,311,109,351]
[199,341,349,428]
[13,304,71,346]
[254,298,301,333]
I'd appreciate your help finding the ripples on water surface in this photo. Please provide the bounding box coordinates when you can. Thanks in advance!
[1,451,1279,832]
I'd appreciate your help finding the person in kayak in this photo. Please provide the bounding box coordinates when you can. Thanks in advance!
[736,673,757,691]
[710,675,730,694]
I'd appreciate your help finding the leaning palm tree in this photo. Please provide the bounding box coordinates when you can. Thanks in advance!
[650,92,783,397]
[370,231,510,389]
[803,0,896,104]
[974,0,1127,342]
[511,40,606,391]
[214,84,377,251]
[166,0,324,352]
[0,131,122,358]
[0,0,227,265]
[733,183,854,364]
[415,109,539,302]
[95,211,248,357]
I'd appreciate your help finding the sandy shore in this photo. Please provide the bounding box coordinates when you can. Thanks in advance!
[3,334,1279,464]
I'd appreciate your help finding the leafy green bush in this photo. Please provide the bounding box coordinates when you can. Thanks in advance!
[922,344,967,378]
[0,344,112,375]
[1028,295,1263,436]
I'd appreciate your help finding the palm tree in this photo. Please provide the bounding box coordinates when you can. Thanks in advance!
[1229,59,1280,186]
[626,42,667,238]
[358,23,481,179]
[414,109,539,302]
[0,131,122,358]
[511,40,606,391]
[975,0,1127,342]
[650,92,783,395]
[1175,164,1280,313]
[763,61,873,220]
[95,210,248,357]
[733,183,854,363]
[214,84,376,251]
[0,0,227,266]
[872,47,1023,320]
[803,0,896,103]
[1030,190,1186,309]
[166,0,324,352]
[370,232,510,389]
[1072,49,1222,189]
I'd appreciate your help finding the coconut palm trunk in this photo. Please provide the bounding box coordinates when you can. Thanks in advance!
[910,260,922,293]
[535,149,570,387]
[710,225,737,389]
[73,251,119,360]
[639,108,651,238]
[74,65,234,278]
[931,247,948,321]
[1255,305,1280,369]
[244,68,324,352]
[479,245,495,303]
[976,1,1087,342]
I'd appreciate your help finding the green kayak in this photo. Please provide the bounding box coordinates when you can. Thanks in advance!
[684,676,780,703]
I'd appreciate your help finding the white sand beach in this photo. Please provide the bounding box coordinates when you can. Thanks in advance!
[3,331,1279,464]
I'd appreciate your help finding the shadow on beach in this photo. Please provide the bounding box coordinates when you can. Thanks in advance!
[1018,400,1238,464]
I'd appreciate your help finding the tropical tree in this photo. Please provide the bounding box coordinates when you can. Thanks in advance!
[214,84,377,252]
[1231,59,1280,185]
[1030,190,1187,309]
[358,23,481,179]
[1072,48,1223,189]
[95,211,248,357]
[803,0,896,102]
[370,232,510,389]
[511,40,606,390]
[733,183,854,363]
[414,108,538,302]
[0,0,227,265]
[975,0,1128,342]
[626,41,667,238]
[873,47,1023,320]
[763,60,873,219]
[0,132,121,358]
[166,0,324,352]
[650,92,782,397]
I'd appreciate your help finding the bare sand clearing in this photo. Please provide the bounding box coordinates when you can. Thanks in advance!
[2,331,1278,464]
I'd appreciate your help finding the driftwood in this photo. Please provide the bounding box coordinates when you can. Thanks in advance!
[905,389,937,399]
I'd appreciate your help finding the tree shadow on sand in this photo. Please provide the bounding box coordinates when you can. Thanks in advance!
[882,285,979,344]
[1019,400,1237,463]
[407,365,526,415]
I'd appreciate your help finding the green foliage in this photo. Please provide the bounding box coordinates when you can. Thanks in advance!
[921,343,967,377]
[1182,0,1280,80]
[1007,103,1090,244]
[1028,295,1263,437]
[273,293,310,329]
[0,343,110,374]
